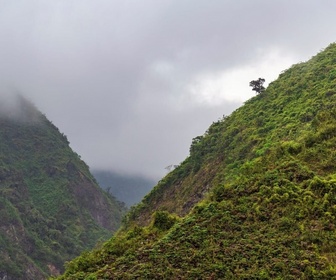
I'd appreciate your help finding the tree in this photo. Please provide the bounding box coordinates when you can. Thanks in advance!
[249,78,265,94]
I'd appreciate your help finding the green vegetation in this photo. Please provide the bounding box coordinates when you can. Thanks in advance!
[55,42,336,279]
[0,96,126,279]
[250,77,266,94]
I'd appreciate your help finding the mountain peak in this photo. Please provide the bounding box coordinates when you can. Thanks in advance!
[0,93,42,123]
[0,96,126,279]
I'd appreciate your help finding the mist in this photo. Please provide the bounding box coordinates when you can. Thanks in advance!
[1,1,336,179]
[0,91,42,123]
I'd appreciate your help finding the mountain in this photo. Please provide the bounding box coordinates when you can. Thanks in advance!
[0,95,126,279]
[56,43,336,279]
[92,170,156,207]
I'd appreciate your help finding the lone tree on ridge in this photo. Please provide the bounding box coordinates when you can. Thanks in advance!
[250,78,265,94]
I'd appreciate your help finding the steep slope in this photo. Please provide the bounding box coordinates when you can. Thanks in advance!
[125,42,336,226]
[57,42,336,279]
[92,169,156,207]
[0,96,126,279]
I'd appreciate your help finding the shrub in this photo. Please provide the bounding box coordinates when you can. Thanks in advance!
[151,211,179,231]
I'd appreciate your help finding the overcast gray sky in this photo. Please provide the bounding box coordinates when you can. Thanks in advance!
[0,0,335,180]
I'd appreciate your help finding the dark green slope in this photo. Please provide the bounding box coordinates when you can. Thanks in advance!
[57,43,336,279]
[0,96,126,279]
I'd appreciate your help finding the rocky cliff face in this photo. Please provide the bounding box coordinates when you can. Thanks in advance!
[0,95,126,279]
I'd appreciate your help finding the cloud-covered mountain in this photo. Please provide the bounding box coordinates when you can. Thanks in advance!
[92,170,156,207]
[0,95,126,279]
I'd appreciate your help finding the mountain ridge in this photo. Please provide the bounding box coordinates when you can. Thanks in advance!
[92,169,156,207]
[57,42,336,279]
[0,96,126,279]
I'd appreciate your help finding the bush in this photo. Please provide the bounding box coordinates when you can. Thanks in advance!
[151,211,179,231]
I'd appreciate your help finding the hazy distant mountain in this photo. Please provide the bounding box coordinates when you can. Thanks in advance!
[0,95,126,279]
[58,43,336,279]
[92,170,156,207]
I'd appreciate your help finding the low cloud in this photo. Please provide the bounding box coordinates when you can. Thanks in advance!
[0,1,336,179]
[0,90,41,123]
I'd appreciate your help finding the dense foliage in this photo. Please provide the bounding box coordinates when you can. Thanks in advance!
[57,43,336,279]
[0,96,126,279]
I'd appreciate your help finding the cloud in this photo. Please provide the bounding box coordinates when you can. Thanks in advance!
[186,49,296,105]
[0,1,335,179]
[0,90,41,123]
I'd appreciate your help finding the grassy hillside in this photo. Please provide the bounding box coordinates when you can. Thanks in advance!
[56,43,336,279]
[0,96,126,279]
